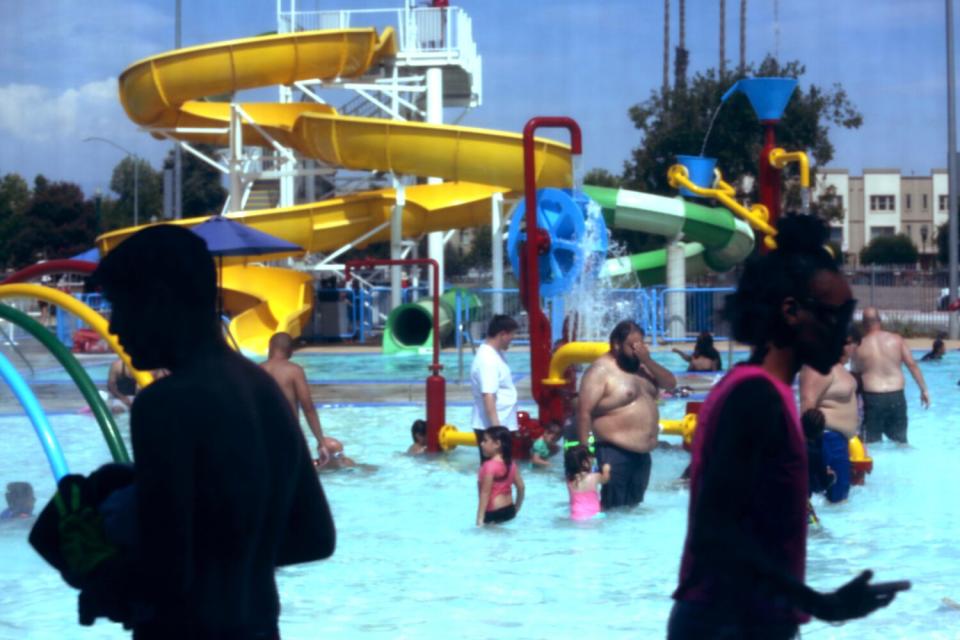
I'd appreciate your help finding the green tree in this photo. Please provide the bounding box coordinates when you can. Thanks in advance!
[5,176,97,267]
[107,156,163,229]
[622,57,862,201]
[860,234,918,266]
[936,221,959,264]
[164,144,227,217]
[0,173,31,268]
[583,168,621,188]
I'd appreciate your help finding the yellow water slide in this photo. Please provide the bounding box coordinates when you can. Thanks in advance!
[107,27,573,352]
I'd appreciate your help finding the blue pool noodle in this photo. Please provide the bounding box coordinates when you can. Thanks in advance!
[0,350,70,481]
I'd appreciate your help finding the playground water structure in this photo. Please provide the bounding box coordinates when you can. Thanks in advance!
[0,351,957,638]
[92,22,758,357]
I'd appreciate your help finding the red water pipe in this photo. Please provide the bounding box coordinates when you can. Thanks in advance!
[2,259,97,284]
[345,258,445,452]
[521,117,581,428]
[758,122,781,254]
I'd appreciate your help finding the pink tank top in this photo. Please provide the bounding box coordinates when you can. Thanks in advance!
[568,485,601,521]
[478,459,516,511]
[674,365,810,624]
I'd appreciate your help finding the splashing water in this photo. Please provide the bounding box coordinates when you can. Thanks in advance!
[699,102,725,157]
[560,200,642,342]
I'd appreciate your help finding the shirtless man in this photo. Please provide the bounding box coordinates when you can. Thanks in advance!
[261,332,331,466]
[851,307,930,443]
[800,326,861,502]
[577,320,676,509]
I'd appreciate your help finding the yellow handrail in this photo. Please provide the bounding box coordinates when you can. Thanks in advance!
[768,148,810,187]
[667,164,778,250]
[544,341,609,386]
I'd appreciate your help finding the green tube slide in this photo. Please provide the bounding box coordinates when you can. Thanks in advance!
[382,288,481,355]
[0,303,130,463]
[583,185,755,285]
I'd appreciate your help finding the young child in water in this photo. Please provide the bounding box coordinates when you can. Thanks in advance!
[407,419,427,455]
[564,445,611,521]
[530,421,563,467]
[1,482,35,520]
[476,426,525,526]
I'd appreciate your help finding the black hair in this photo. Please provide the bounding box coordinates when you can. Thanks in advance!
[486,315,519,338]
[483,426,513,477]
[564,444,592,482]
[609,319,644,348]
[411,419,427,441]
[726,214,839,352]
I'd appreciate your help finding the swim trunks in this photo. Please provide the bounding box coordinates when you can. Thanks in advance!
[483,504,516,524]
[667,600,799,640]
[594,442,651,509]
[861,390,907,443]
[822,429,850,503]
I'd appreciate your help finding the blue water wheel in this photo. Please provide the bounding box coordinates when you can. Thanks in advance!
[507,188,586,298]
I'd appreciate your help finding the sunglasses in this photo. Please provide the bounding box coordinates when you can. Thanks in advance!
[799,298,858,327]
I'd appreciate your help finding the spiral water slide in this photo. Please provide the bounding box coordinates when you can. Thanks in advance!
[106,28,571,353]
[107,27,753,352]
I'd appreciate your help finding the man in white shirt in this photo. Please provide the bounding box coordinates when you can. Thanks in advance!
[470,315,520,430]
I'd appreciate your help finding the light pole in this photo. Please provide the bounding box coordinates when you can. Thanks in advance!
[83,136,140,227]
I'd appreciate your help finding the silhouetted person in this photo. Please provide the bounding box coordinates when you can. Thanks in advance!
[91,225,335,639]
[668,215,909,639]
[672,331,723,372]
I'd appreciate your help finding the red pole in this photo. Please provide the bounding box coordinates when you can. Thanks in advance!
[758,122,781,253]
[521,117,581,424]
[345,258,445,452]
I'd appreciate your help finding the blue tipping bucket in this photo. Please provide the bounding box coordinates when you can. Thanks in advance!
[676,155,717,198]
[721,77,798,122]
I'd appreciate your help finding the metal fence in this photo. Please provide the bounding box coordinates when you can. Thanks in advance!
[843,266,953,335]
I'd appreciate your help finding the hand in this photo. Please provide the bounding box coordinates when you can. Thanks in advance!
[632,339,651,363]
[808,570,911,622]
[920,390,930,409]
[316,444,332,468]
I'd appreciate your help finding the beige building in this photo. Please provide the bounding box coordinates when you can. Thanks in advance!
[816,168,948,265]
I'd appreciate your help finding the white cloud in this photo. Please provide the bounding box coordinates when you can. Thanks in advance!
[0,78,169,195]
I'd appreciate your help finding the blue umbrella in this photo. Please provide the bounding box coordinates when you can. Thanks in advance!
[70,247,100,262]
[188,216,304,318]
[189,215,303,257]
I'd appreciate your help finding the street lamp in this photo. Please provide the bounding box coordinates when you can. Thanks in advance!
[83,136,140,227]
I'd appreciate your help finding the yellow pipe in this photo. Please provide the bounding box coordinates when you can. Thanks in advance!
[0,284,153,388]
[660,413,698,447]
[668,164,778,250]
[848,435,871,464]
[768,148,810,188]
[544,341,609,386]
[438,424,477,452]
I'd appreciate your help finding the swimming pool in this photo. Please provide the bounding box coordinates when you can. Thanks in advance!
[1,354,958,638]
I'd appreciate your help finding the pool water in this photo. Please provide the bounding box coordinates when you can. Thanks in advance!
[1,354,959,638]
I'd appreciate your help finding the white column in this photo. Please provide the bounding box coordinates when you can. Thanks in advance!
[426,66,445,295]
[666,236,686,340]
[491,192,504,313]
[228,104,244,213]
[391,178,405,309]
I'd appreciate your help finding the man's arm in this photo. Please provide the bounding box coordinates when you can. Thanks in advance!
[107,361,132,407]
[482,393,499,426]
[130,386,195,606]
[799,365,833,413]
[637,343,677,390]
[294,367,330,465]
[277,447,336,565]
[672,348,693,363]
[900,338,930,408]
[576,364,605,445]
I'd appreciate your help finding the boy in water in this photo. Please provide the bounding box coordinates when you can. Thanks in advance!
[1,482,35,520]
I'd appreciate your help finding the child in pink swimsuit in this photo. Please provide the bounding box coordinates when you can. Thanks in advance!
[564,444,611,520]
[476,426,525,526]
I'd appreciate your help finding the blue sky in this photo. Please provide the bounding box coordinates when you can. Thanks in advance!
[0,0,954,198]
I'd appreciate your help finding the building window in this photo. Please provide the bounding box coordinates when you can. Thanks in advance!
[940,194,949,211]
[870,226,895,240]
[905,194,912,210]
[869,195,895,211]
[906,224,912,238]
[923,194,929,210]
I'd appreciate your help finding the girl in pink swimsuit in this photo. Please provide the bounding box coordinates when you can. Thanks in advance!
[564,444,611,521]
[476,426,525,526]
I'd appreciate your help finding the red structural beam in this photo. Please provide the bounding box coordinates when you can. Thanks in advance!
[2,259,97,285]
[758,122,781,254]
[521,117,581,420]
[345,258,445,452]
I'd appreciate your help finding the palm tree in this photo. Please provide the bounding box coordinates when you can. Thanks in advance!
[720,0,726,75]
[739,0,747,73]
[663,0,670,95]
